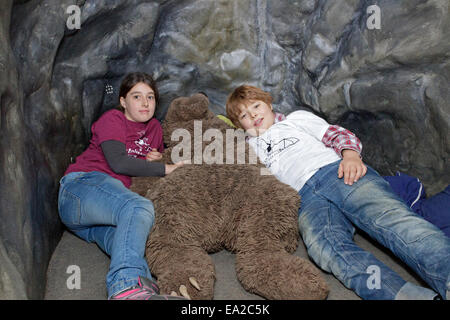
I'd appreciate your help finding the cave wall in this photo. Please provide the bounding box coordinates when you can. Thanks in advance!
[0,0,448,298]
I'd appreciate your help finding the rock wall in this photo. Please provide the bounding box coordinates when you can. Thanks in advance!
[1,0,62,299]
[0,0,448,298]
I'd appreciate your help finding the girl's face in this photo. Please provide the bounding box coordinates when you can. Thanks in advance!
[238,99,275,136]
[120,82,156,123]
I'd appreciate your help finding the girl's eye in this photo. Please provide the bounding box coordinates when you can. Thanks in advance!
[134,95,140,99]
[240,114,246,119]
[148,96,154,100]
[255,104,259,108]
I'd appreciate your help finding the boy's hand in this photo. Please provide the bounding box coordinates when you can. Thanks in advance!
[146,148,163,162]
[338,149,367,185]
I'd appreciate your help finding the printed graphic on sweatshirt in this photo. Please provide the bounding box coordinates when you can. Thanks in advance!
[256,137,299,168]
[128,137,152,157]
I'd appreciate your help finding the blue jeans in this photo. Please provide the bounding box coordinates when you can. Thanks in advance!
[58,171,154,298]
[298,161,450,300]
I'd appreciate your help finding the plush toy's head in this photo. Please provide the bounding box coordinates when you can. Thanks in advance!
[161,93,255,166]
[164,93,212,122]
[163,93,216,149]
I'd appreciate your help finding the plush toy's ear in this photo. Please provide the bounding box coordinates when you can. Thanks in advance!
[164,93,213,122]
[216,115,236,128]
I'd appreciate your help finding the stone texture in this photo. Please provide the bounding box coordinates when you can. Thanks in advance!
[1,0,59,299]
[0,0,448,299]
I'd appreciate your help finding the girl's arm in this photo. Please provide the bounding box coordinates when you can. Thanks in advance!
[101,140,166,177]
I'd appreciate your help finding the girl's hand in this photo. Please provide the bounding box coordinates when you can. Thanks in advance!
[165,160,189,175]
[338,149,367,185]
[146,148,163,162]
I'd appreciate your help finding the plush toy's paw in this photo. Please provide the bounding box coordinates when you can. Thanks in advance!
[236,251,329,300]
[160,273,213,300]
[147,243,216,299]
[169,277,201,299]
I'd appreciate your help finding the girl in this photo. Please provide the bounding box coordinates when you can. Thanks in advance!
[58,72,185,300]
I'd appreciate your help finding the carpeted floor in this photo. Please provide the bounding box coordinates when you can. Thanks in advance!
[44,229,428,300]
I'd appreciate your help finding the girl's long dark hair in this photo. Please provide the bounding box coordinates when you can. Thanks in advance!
[117,72,159,112]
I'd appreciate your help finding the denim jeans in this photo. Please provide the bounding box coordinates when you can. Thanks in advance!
[298,161,450,300]
[58,171,155,298]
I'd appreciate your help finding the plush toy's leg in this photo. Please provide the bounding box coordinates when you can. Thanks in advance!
[234,208,329,300]
[145,242,216,300]
[236,249,329,300]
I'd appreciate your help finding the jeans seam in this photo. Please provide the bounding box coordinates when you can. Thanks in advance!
[62,174,133,226]
[308,166,449,298]
[61,171,153,298]
[77,173,139,215]
[73,171,109,186]
[343,183,450,297]
[315,189,399,298]
[108,278,138,298]
[123,207,133,273]
[67,173,151,220]
[340,204,436,285]
[406,232,447,285]
[341,199,444,298]
[60,187,82,225]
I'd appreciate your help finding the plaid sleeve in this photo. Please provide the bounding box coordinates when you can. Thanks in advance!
[321,125,362,157]
[274,112,286,123]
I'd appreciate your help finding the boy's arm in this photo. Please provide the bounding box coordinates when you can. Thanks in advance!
[321,125,367,185]
[339,149,367,185]
[321,125,362,157]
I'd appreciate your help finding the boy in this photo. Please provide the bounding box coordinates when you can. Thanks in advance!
[226,85,450,300]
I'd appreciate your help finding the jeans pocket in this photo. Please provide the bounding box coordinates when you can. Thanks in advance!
[59,188,82,227]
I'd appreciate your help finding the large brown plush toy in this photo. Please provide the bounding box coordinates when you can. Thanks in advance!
[130,93,329,300]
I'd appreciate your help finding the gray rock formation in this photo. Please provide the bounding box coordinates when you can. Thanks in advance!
[0,0,448,298]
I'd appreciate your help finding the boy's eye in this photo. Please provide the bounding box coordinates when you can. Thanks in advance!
[134,95,140,99]
[148,96,154,100]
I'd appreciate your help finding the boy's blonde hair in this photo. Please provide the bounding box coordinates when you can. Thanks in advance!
[226,85,273,128]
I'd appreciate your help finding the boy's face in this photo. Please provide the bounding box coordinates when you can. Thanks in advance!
[238,100,275,136]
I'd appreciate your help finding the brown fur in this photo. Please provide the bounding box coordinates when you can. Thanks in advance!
[130,93,329,300]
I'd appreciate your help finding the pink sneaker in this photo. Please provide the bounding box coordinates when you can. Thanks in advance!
[109,277,186,300]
